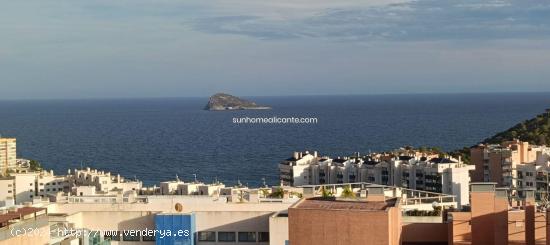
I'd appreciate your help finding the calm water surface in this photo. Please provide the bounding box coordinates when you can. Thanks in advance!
[0,93,549,186]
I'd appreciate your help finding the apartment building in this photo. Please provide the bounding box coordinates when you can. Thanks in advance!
[12,172,40,204]
[0,170,70,205]
[159,177,226,196]
[7,179,545,245]
[0,137,16,175]
[288,196,402,245]
[471,140,540,185]
[37,170,70,198]
[0,177,14,207]
[471,140,550,200]
[280,151,474,207]
[279,151,318,186]
[516,148,550,200]
[69,167,142,193]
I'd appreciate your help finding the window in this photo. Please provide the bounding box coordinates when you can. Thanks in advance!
[258,232,269,242]
[40,183,44,186]
[238,232,256,242]
[218,232,236,242]
[198,231,216,242]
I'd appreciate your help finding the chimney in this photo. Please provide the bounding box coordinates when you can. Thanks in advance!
[313,151,318,158]
[293,152,299,160]
[524,188,536,245]
[470,182,496,245]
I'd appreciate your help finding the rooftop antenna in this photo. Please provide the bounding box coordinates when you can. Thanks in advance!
[262,177,267,188]
[237,178,242,187]
[175,174,180,182]
[80,161,83,170]
[193,173,197,183]
[215,176,219,184]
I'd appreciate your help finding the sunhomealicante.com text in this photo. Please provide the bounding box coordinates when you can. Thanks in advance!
[232,116,318,124]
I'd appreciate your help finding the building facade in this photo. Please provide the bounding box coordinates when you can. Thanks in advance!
[471,140,550,200]
[0,138,16,175]
[279,151,473,207]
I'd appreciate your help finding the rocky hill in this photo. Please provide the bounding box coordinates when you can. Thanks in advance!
[204,93,271,111]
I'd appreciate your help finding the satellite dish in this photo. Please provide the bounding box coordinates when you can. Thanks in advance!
[175,203,183,212]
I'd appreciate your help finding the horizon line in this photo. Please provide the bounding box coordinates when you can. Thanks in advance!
[2,90,550,102]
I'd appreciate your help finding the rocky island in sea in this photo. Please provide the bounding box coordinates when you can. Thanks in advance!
[204,93,271,111]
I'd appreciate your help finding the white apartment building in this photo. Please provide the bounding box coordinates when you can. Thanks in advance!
[517,148,550,200]
[0,170,70,205]
[160,178,227,196]
[280,151,474,207]
[69,167,142,193]
[37,170,70,198]
[279,151,319,186]
[160,178,185,195]
[0,137,16,175]
[0,176,15,206]
[12,172,40,204]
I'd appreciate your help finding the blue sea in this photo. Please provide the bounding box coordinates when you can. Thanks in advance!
[1,93,549,186]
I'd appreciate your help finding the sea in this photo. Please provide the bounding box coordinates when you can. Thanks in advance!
[0,93,549,187]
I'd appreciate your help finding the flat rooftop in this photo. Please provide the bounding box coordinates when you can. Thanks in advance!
[294,197,397,211]
[0,207,46,227]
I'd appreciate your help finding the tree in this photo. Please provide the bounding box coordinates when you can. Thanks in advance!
[29,160,42,171]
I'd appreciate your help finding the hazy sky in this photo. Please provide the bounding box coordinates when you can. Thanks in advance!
[1,0,550,99]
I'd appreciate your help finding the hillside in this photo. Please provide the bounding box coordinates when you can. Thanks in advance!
[450,108,550,163]
[481,109,550,145]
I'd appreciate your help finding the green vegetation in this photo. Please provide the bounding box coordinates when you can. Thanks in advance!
[449,108,550,164]
[29,159,42,171]
[340,185,356,199]
[450,147,471,164]
[320,186,334,199]
[405,206,442,217]
[482,109,550,145]
[270,187,284,198]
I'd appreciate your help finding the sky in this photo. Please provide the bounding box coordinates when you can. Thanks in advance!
[1,0,550,99]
